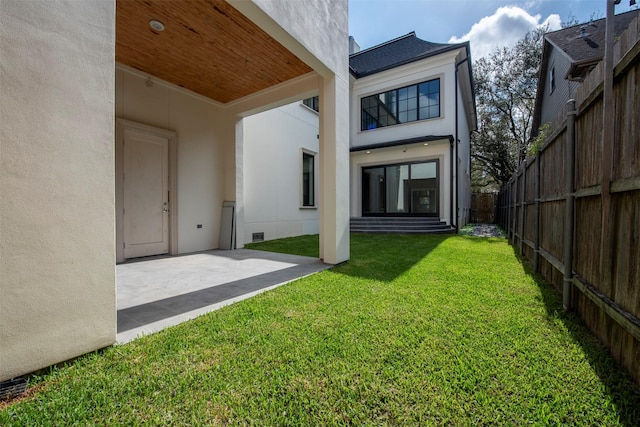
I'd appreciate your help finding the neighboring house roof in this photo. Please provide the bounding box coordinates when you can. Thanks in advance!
[349,32,469,78]
[545,9,639,81]
[531,9,640,135]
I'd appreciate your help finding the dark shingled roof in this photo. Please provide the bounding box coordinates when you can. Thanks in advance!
[545,9,640,79]
[349,32,468,78]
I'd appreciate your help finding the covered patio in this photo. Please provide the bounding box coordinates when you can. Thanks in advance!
[117,249,330,343]
[1,0,348,382]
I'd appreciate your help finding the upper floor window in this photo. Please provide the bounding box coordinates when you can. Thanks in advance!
[303,96,319,112]
[549,67,556,94]
[361,78,440,131]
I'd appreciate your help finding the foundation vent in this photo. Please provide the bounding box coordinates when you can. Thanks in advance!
[252,232,264,242]
[0,377,27,402]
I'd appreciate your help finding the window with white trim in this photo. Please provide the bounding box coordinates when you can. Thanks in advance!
[361,78,440,131]
[303,96,319,112]
[302,151,315,207]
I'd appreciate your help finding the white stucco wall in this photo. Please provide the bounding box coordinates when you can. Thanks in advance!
[231,0,350,264]
[350,52,459,149]
[241,102,320,244]
[0,0,116,381]
[456,82,472,227]
[235,0,348,81]
[115,68,228,254]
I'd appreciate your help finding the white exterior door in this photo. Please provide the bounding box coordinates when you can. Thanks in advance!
[123,129,169,258]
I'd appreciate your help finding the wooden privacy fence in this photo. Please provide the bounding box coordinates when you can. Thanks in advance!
[471,193,497,223]
[497,17,640,384]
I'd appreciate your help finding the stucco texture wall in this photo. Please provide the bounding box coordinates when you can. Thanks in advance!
[231,0,350,263]
[247,0,348,80]
[0,0,116,381]
[115,69,228,254]
[242,102,320,244]
[350,53,459,149]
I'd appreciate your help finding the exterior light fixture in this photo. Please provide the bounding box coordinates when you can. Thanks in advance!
[149,20,165,32]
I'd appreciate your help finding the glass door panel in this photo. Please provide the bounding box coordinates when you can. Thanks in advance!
[410,162,438,215]
[362,160,438,216]
[362,167,385,214]
[385,165,409,213]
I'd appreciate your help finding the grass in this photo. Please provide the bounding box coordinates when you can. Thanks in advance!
[2,233,639,425]
[246,234,320,258]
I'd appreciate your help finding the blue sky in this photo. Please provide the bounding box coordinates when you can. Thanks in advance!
[349,0,639,59]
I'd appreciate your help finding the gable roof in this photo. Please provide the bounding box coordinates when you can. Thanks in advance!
[545,9,639,80]
[349,32,469,78]
[531,9,639,136]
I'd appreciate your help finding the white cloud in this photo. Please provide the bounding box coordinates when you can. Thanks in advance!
[449,6,562,60]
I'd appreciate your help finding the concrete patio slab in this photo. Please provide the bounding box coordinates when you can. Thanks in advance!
[116,249,329,344]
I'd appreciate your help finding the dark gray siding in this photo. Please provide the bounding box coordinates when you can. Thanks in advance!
[539,49,580,128]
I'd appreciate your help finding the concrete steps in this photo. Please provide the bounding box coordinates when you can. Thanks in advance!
[350,217,455,234]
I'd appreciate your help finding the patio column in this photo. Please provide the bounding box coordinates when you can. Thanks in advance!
[234,115,245,249]
[319,73,350,264]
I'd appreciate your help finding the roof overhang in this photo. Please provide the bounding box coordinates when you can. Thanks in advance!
[350,135,453,152]
[349,43,469,79]
[115,0,313,105]
[566,59,601,81]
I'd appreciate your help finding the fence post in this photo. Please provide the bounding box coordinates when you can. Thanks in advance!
[512,174,518,244]
[599,0,616,297]
[534,151,541,273]
[563,99,577,310]
[506,182,511,241]
[519,162,526,256]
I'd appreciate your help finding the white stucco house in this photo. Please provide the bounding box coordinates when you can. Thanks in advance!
[241,32,476,243]
[1,0,349,383]
[349,32,476,229]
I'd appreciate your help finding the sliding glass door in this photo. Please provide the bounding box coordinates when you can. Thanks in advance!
[362,160,439,216]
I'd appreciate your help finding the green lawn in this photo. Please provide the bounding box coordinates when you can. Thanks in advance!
[2,234,639,425]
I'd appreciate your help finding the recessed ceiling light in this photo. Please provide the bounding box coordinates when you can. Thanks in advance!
[424,143,429,146]
[366,151,371,154]
[149,20,165,32]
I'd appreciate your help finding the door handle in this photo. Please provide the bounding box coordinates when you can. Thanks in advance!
[162,208,169,213]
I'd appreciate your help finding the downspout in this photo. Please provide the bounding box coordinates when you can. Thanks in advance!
[450,136,454,228]
[454,56,470,230]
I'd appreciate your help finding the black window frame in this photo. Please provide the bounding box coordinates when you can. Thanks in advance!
[302,151,315,207]
[303,96,319,113]
[360,78,440,131]
[362,159,440,217]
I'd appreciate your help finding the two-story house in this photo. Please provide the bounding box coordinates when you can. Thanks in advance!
[239,32,476,244]
[349,32,476,230]
[532,9,640,134]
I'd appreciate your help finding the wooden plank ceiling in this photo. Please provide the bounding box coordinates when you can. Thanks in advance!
[116,0,312,104]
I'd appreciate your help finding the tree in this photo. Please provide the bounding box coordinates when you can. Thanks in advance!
[471,28,545,186]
